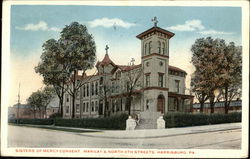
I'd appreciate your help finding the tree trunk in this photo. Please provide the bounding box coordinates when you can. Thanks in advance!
[44,106,47,118]
[200,102,204,113]
[209,95,215,114]
[225,86,229,114]
[71,71,77,118]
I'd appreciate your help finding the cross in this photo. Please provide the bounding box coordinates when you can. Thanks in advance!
[151,16,158,27]
[131,58,135,65]
[105,45,109,54]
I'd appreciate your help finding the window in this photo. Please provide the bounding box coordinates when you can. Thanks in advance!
[126,81,130,92]
[95,101,98,112]
[146,99,149,110]
[91,102,94,112]
[87,84,89,96]
[76,104,80,113]
[83,85,86,97]
[83,103,86,112]
[66,106,69,113]
[175,80,180,93]
[76,90,80,99]
[86,102,89,112]
[91,83,94,96]
[144,43,148,55]
[158,74,164,87]
[162,42,165,54]
[158,41,161,54]
[111,82,114,93]
[100,77,103,85]
[95,82,98,95]
[66,94,69,102]
[149,41,152,54]
[145,74,150,87]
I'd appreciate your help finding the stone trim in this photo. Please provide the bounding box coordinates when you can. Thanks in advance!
[142,53,169,59]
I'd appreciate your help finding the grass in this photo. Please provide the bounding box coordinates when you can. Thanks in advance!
[9,123,101,133]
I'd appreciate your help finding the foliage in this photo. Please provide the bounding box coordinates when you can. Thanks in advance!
[36,22,97,118]
[49,112,62,119]
[35,39,69,117]
[27,87,55,118]
[8,118,54,125]
[59,22,96,118]
[54,113,128,130]
[191,37,242,114]
[163,112,241,128]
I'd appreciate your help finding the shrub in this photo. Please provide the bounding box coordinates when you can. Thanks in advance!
[164,112,241,128]
[8,118,54,125]
[54,113,128,130]
[49,113,62,119]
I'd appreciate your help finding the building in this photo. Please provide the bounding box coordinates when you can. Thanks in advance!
[8,97,59,119]
[63,19,194,120]
[192,100,242,113]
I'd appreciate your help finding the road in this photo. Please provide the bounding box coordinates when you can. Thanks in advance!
[8,125,241,149]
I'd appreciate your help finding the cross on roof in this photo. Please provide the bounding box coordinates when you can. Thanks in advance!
[131,58,135,65]
[151,16,158,27]
[105,45,109,54]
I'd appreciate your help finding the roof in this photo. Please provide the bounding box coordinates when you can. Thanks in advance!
[96,53,116,67]
[117,64,142,72]
[136,26,175,40]
[169,65,187,74]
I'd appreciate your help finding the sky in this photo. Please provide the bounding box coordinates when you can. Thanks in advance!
[9,5,242,106]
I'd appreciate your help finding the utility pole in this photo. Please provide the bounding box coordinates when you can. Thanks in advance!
[17,83,21,123]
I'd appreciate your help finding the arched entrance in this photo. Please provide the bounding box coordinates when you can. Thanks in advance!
[157,95,165,113]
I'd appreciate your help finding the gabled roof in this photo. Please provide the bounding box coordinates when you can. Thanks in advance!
[96,53,116,67]
[136,26,175,40]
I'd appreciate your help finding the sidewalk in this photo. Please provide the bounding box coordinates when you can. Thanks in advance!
[77,122,241,139]
[16,122,241,139]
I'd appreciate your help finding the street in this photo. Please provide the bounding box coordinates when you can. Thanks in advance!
[8,125,241,149]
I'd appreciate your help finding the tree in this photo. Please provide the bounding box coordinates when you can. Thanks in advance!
[122,65,142,115]
[191,37,227,113]
[190,70,209,113]
[35,39,69,118]
[217,43,242,114]
[59,22,96,118]
[27,87,55,118]
[42,86,55,118]
[36,22,96,119]
[191,37,242,114]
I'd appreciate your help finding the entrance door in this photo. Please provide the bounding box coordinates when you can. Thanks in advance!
[157,95,165,113]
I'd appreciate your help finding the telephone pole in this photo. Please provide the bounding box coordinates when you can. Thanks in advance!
[17,83,21,119]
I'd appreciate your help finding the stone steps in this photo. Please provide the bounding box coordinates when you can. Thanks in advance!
[136,111,162,129]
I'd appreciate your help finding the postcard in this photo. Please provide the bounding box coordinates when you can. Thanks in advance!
[1,0,249,158]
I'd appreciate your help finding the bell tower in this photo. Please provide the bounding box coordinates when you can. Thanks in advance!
[136,17,175,114]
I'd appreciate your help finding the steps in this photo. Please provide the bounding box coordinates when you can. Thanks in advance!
[136,111,161,129]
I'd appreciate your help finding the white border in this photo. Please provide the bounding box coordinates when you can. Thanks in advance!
[1,0,249,158]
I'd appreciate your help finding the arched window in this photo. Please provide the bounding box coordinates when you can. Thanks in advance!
[158,41,161,54]
[149,41,152,54]
[144,43,148,55]
[162,42,165,54]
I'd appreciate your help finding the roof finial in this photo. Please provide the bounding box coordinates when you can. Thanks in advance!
[105,45,109,54]
[151,16,158,27]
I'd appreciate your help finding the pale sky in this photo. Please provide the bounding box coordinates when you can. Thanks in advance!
[8,5,242,106]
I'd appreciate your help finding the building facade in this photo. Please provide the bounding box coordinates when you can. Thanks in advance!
[63,22,194,119]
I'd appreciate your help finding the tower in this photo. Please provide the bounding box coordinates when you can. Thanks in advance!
[136,17,175,114]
